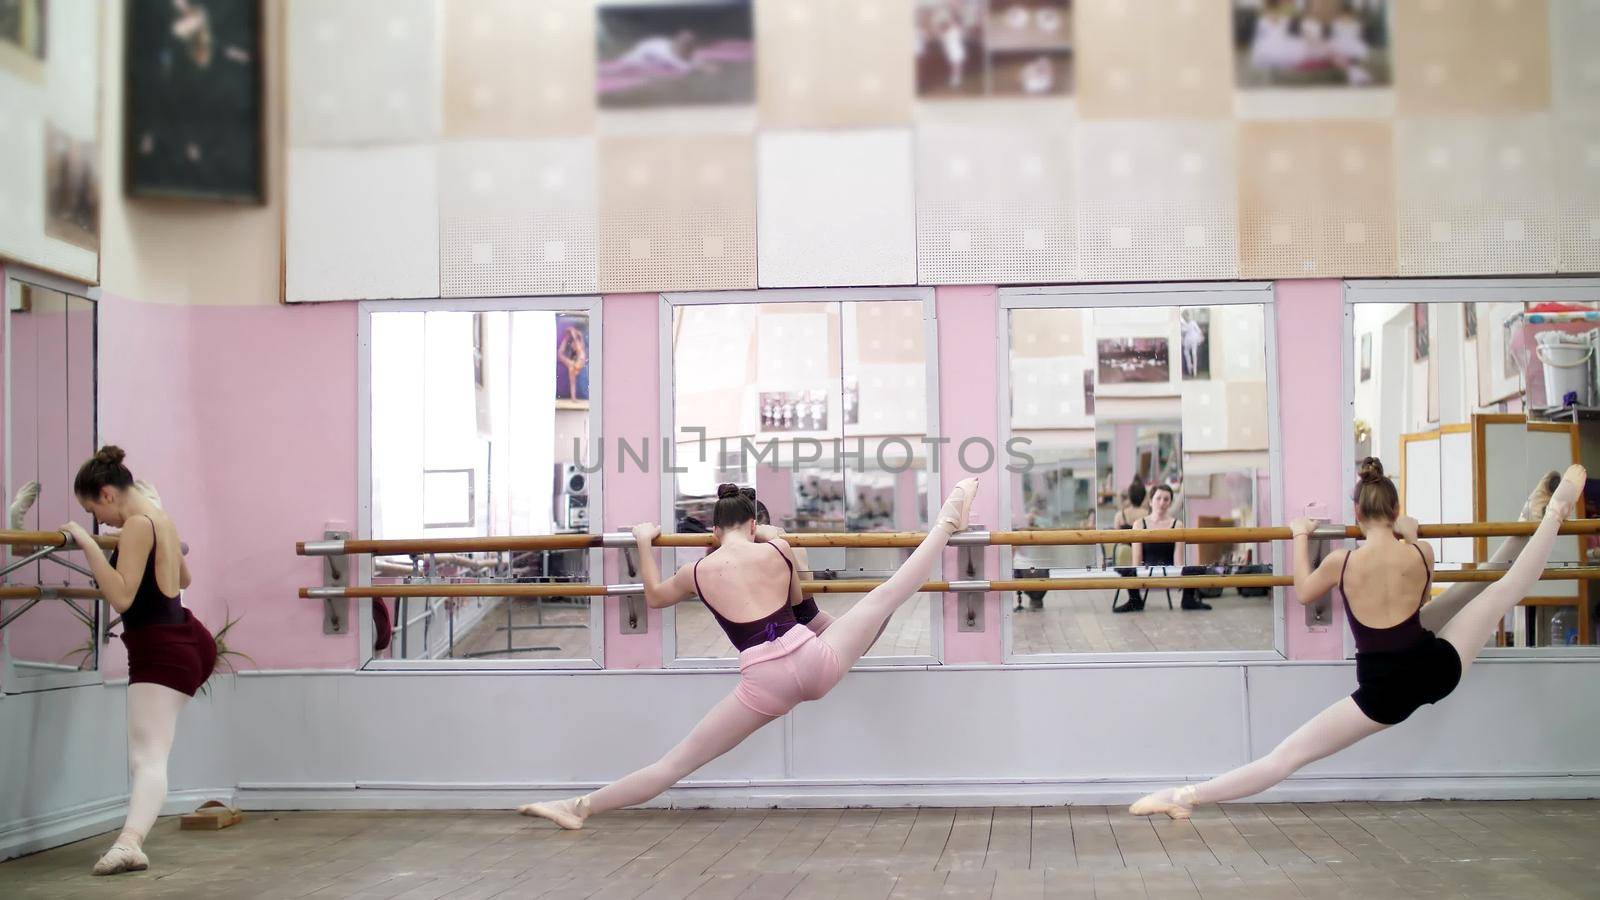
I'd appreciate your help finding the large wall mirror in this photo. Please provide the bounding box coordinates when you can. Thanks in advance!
[665,293,940,664]
[1002,289,1278,659]
[363,300,600,668]
[2,272,99,692]
[1350,284,1599,650]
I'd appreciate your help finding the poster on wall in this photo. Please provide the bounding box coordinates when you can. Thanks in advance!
[760,390,827,432]
[1180,308,1210,380]
[842,375,859,426]
[596,0,754,109]
[125,0,264,202]
[1477,302,1524,406]
[1359,332,1371,382]
[0,0,45,77]
[1232,0,1389,89]
[1097,337,1170,385]
[1412,303,1429,362]
[1464,303,1478,340]
[44,125,99,252]
[915,0,1072,99]
[1083,369,1094,414]
[556,314,590,408]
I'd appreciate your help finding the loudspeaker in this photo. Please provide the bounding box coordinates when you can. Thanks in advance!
[554,463,589,531]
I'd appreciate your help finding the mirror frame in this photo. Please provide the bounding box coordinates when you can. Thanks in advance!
[659,287,944,669]
[1344,277,1600,660]
[2,263,102,694]
[356,295,605,671]
[997,282,1288,664]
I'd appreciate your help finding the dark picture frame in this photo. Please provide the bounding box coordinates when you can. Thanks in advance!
[125,0,265,203]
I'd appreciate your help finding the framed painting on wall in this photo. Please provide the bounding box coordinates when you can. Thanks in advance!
[1477,302,1524,407]
[125,0,264,202]
[556,313,590,409]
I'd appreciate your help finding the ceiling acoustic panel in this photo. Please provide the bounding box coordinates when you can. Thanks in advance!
[288,0,440,146]
[441,0,596,138]
[1074,0,1232,119]
[915,123,1075,285]
[1555,115,1600,272]
[1075,121,1238,281]
[1550,0,1600,114]
[1238,121,1395,278]
[439,139,598,297]
[1393,0,1551,115]
[756,0,913,128]
[758,129,917,288]
[1396,116,1557,276]
[597,134,757,293]
[287,145,440,302]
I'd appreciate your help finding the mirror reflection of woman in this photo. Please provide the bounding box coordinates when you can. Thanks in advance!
[60,447,217,876]
[1123,484,1210,612]
[1131,459,1583,820]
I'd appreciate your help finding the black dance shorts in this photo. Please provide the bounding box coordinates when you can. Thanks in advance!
[1351,633,1463,726]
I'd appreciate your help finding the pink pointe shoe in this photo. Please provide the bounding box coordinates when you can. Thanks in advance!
[1547,465,1587,521]
[518,795,590,830]
[1128,785,1198,820]
[936,478,980,536]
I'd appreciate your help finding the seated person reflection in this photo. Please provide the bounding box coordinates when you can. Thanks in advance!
[1115,484,1212,612]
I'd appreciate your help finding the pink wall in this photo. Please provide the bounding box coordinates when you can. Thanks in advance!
[935,286,1002,664]
[601,293,663,668]
[97,294,360,672]
[1274,280,1347,660]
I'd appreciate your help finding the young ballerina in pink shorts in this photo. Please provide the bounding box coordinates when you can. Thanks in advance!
[519,477,979,828]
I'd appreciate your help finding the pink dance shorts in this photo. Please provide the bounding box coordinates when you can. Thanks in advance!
[733,626,843,717]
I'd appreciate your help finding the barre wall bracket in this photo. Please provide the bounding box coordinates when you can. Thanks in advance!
[323,530,351,635]
[957,541,985,633]
[619,547,647,635]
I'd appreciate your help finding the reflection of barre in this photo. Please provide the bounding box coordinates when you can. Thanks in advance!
[298,520,1600,555]
[373,554,498,575]
[302,566,1600,600]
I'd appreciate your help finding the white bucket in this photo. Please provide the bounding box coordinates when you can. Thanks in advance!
[1535,331,1593,407]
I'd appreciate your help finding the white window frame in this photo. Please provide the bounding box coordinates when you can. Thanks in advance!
[1343,277,1600,661]
[659,287,944,668]
[1,263,102,693]
[357,295,604,671]
[997,282,1288,664]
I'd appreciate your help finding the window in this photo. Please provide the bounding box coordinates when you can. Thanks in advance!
[663,290,941,665]
[362,299,600,667]
[1001,285,1281,661]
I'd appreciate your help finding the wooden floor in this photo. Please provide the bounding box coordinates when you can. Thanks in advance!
[4,802,1597,898]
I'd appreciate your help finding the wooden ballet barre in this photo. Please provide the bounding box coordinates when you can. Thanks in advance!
[0,529,191,553]
[300,566,1600,600]
[297,520,1600,556]
[0,586,42,600]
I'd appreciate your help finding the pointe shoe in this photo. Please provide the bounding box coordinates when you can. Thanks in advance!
[8,480,38,530]
[91,843,148,876]
[1548,465,1587,520]
[936,478,980,536]
[1520,471,1563,521]
[518,795,590,830]
[1128,786,1197,820]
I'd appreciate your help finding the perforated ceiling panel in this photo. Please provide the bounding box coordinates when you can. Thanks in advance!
[757,0,912,129]
[1076,121,1238,281]
[597,134,757,293]
[1073,0,1232,119]
[1393,0,1550,115]
[1555,115,1600,272]
[441,0,595,138]
[757,130,917,287]
[286,146,440,302]
[915,123,1075,285]
[1239,121,1396,279]
[288,0,440,145]
[1550,0,1600,113]
[439,139,598,297]
[1396,116,1557,276]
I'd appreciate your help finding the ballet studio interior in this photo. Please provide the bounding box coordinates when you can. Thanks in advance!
[3,1,1600,897]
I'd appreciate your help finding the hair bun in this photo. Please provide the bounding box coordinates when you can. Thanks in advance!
[716,483,741,499]
[1357,456,1385,483]
[738,486,757,501]
[95,445,127,467]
